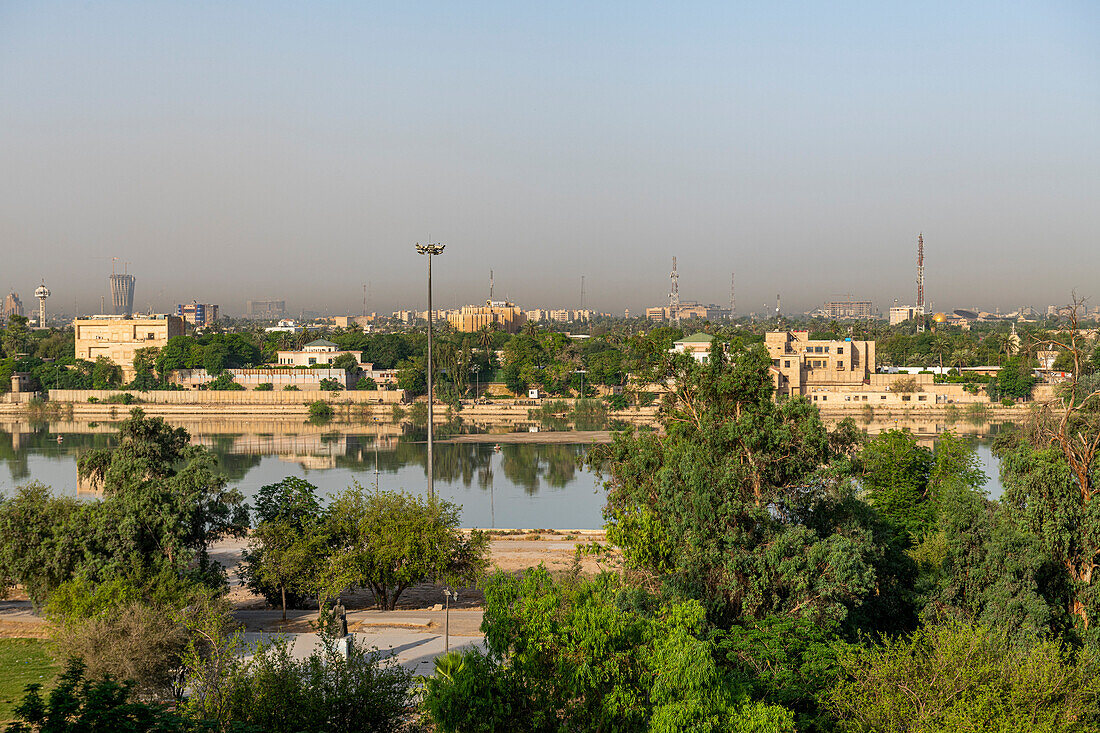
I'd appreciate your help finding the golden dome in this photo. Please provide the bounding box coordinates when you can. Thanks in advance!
[932,312,947,323]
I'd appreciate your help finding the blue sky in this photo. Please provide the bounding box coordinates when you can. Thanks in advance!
[1,1,1097,315]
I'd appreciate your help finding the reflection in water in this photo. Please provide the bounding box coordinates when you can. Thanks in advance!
[0,415,1014,527]
[0,419,602,530]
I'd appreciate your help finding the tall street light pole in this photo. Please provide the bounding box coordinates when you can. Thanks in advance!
[416,241,445,498]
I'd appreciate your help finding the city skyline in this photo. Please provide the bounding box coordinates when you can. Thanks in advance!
[1,2,1098,313]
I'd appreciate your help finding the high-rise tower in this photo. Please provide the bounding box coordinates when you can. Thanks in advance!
[110,273,135,317]
[34,281,50,327]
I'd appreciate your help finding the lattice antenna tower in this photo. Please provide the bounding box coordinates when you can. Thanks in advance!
[669,256,680,324]
[916,232,926,333]
[489,269,494,301]
[730,272,736,319]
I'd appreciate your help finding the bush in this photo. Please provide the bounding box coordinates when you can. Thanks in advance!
[208,373,244,391]
[319,377,344,391]
[8,659,208,731]
[104,392,139,404]
[308,400,334,420]
[186,636,412,733]
[826,621,1100,731]
[49,601,190,701]
[605,393,628,410]
[356,376,377,391]
[254,382,274,391]
[283,384,300,391]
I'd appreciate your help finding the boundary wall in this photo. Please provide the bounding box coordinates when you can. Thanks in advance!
[48,389,406,405]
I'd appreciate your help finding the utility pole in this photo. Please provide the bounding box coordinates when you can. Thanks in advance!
[416,241,446,498]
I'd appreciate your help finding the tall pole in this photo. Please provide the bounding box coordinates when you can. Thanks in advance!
[416,242,446,498]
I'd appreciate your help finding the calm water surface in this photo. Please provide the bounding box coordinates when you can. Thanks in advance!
[0,418,1008,529]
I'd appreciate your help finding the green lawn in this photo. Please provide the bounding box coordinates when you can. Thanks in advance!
[0,638,59,723]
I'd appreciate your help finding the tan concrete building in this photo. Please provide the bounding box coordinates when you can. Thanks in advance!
[74,314,185,377]
[889,305,920,325]
[275,339,366,367]
[449,301,527,333]
[765,330,876,397]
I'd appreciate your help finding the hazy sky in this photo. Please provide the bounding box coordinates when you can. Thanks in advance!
[1,2,1098,316]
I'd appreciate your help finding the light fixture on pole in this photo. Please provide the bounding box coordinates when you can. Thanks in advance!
[416,241,445,498]
[471,363,480,400]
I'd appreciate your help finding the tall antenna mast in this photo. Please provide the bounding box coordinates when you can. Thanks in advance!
[730,272,736,320]
[776,293,781,327]
[489,269,494,301]
[916,232,926,333]
[669,256,680,324]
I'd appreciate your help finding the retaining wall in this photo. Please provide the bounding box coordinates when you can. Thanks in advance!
[48,389,406,405]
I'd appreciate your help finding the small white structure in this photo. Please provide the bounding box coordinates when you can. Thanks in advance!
[528,389,541,399]
[670,332,715,363]
[275,339,367,367]
[265,319,304,334]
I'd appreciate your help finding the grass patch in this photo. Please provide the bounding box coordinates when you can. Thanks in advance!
[0,638,60,722]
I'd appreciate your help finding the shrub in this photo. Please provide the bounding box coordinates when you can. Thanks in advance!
[826,621,1100,731]
[308,400,334,420]
[185,636,412,733]
[8,659,207,731]
[283,384,300,391]
[605,393,628,410]
[104,392,139,404]
[49,601,190,701]
[208,373,244,391]
[254,382,274,391]
[357,376,377,391]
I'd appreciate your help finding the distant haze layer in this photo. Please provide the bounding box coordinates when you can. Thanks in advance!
[0,2,1098,315]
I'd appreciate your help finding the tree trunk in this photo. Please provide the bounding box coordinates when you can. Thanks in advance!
[281,584,287,621]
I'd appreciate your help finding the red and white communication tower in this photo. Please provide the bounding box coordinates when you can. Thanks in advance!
[916,233,926,333]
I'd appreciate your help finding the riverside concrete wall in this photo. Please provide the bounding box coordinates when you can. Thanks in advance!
[48,389,406,405]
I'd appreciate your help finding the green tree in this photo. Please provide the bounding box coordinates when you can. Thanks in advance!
[0,483,80,609]
[2,314,31,358]
[593,344,906,629]
[241,521,326,620]
[325,487,489,610]
[91,356,123,389]
[77,409,249,586]
[422,567,797,732]
[859,430,935,541]
[127,347,161,390]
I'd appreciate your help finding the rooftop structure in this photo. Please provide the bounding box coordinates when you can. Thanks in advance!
[274,340,367,367]
[34,282,50,327]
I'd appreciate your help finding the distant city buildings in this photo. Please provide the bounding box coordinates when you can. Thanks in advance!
[2,292,25,319]
[820,298,875,320]
[265,319,303,334]
[449,301,527,333]
[645,303,729,322]
[889,305,920,325]
[247,299,286,318]
[176,302,219,326]
[74,314,185,379]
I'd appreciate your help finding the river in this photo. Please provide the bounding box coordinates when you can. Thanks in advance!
[0,416,1008,529]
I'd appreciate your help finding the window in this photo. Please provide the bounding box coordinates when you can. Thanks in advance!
[308,358,317,365]
[773,359,780,366]
[837,347,844,354]
[824,347,830,353]
[836,362,843,369]
[784,360,790,368]
[902,395,911,402]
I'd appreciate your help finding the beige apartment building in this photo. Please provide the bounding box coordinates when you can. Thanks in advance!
[449,301,526,333]
[74,314,185,377]
[765,330,876,397]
